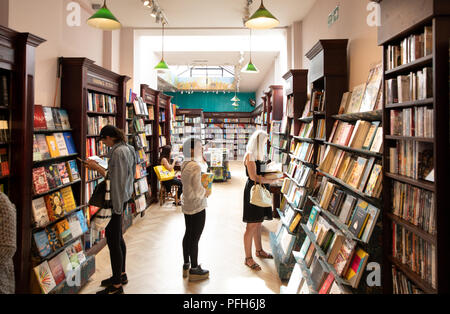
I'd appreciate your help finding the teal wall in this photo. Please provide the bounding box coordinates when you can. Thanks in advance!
[166,92,256,112]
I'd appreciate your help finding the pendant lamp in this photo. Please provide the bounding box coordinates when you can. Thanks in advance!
[232,102,240,107]
[231,90,240,102]
[245,0,279,29]
[87,0,121,30]
[242,29,259,73]
[155,22,169,71]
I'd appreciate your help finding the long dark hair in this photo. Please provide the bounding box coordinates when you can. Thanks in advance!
[160,145,172,163]
[113,128,126,143]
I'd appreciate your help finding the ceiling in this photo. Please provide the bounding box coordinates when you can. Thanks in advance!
[154,51,280,92]
[99,0,316,28]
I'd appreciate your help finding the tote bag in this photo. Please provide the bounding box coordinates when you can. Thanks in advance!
[154,165,175,182]
[89,177,112,230]
[250,183,273,208]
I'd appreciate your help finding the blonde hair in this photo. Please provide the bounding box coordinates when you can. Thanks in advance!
[245,130,268,162]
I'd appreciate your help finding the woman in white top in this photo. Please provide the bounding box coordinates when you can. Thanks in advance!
[180,137,211,281]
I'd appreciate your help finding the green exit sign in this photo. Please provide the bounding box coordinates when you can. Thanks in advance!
[328,5,339,27]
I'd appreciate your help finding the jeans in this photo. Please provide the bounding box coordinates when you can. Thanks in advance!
[105,207,126,285]
[163,178,183,199]
[182,209,206,268]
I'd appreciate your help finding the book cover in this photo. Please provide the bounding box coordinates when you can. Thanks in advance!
[45,164,60,189]
[201,173,214,194]
[31,197,50,228]
[349,200,370,238]
[361,204,380,243]
[34,105,47,130]
[298,237,311,260]
[307,206,320,231]
[359,64,383,112]
[362,122,380,150]
[68,215,83,239]
[364,164,382,197]
[333,238,356,277]
[66,160,80,181]
[44,191,66,221]
[347,157,368,189]
[33,134,42,162]
[46,226,62,252]
[347,84,367,113]
[304,244,316,268]
[358,157,376,192]
[328,189,345,216]
[76,210,88,233]
[33,230,52,258]
[369,128,383,153]
[42,107,55,130]
[32,167,50,195]
[59,109,71,129]
[326,233,345,264]
[60,186,77,212]
[57,162,71,185]
[36,134,51,160]
[65,244,80,270]
[310,257,329,290]
[48,256,66,286]
[56,251,73,277]
[56,219,73,245]
[338,92,352,114]
[289,213,302,233]
[319,273,335,294]
[345,248,369,288]
[45,135,60,158]
[54,133,69,156]
[63,132,77,155]
[51,107,62,130]
[33,261,56,294]
[72,239,86,264]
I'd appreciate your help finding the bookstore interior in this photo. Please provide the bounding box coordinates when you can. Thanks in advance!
[0,0,448,296]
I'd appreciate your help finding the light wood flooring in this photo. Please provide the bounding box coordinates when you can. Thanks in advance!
[79,161,283,294]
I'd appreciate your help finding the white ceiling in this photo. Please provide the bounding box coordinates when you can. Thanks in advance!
[101,0,317,28]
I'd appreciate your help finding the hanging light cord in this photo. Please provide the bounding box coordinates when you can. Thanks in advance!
[161,22,165,60]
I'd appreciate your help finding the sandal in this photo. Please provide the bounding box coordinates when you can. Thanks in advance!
[244,257,261,271]
[256,250,273,259]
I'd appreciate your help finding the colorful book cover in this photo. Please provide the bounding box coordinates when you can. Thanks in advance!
[68,215,83,239]
[345,248,369,288]
[307,206,320,231]
[364,164,382,196]
[54,133,69,156]
[201,173,214,194]
[57,162,71,185]
[60,186,77,212]
[76,210,88,233]
[349,200,370,238]
[33,230,52,258]
[65,244,80,270]
[33,134,42,161]
[35,134,51,160]
[45,135,60,158]
[31,197,50,228]
[333,238,357,276]
[56,251,73,277]
[48,256,66,286]
[319,273,335,294]
[44,191,66,221]
[66,160,80,181]
[42,107,55,130]
[32,167,50,195]
[63,132,77,155]
[298,237,311,260]
[33,261,56,294]
[56,219,73,245]
[34,105,47,130]
[47,164,62,188]
[51,107,62,130]
[46,226,62,252]
[59,109,71,130]
[72,239,86,264]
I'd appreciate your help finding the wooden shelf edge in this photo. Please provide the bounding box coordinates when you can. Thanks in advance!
[385,135,434,142]
[385,98,434,109]
[386,212,436,245]
[32,179,82,199]
[324,142,382,158]
[384,172,435,192]
[385,54,433,76]
[292,251,318,294]
[388,256,437,294]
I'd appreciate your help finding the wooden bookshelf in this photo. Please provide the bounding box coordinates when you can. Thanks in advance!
[0,25,46,293]
[60,57,130,260]
[378,0,450,294]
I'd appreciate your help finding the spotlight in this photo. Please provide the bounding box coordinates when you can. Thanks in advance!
[151,6,158,17]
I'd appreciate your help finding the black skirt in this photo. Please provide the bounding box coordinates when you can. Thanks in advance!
[243,179,273,223]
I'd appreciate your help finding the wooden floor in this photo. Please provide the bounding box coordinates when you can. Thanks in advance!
[79,161,284,294]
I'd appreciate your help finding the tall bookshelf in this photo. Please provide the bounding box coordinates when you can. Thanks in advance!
[60,58,130,257]
[158,92,173,147]
[378,0,450,294]
[0,25,46,293]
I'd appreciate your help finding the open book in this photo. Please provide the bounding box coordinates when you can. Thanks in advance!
[87,156,108,170]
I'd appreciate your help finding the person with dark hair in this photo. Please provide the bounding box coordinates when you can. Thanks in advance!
[180,137,210,281]
[159,145,183,204]
[83,125,136,294]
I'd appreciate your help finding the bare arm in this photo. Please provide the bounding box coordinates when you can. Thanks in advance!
[245,154,277,184]
[161,157,175,172]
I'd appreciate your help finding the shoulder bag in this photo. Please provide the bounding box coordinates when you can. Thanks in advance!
[250,183,273,208]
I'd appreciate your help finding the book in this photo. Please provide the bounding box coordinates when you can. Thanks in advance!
[68,215,83,239]
[46,226,62,252]
[347,157,368,189]
[57,162,71,185]
[32,167,50,195]
[33,261,56,294]
[65,244,80,270]
[54,133,69,156]
[56,219,73,245]
[33,135,42,161]
[319,273,335,294]
[338,92,352,114]
[33,230,52,258]
[76,210,89,234]
[66,160,80,181]
[362,122,380,150]
[358,157,376,192]
[346,84,367,113]
[307,206,320,231]
[361,204,380,243]
[56,251,73,278]
[304,243,316,268]
[48,256,66,286]
[35,134,51,160]
[359,64,383,112]
[34,105,47,130]
[289,213,302,233]
[42,107,55,130]
[348,200,370,239]
[59,109,71,129]
[60,186,77,212]
[298,237,311,260]
[328,189,345,216]
[32,197,50,228]
[201,173,214,194]
[51,108,62,130]
[285,263,304,294]
[72,239,86,264]
[45,135,60,158]
[44,191,66,221]
[63,132,77,155]
[333,238,356,277]
[326,233,346,264]
[345,248,369,288]
[369,128,383,153]
[310,257,329,289]
[45,164,61,189]
[364,164,383,197]
[338,194,357,225]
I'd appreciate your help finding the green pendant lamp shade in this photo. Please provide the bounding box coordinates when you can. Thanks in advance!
[87,0,121,30]
[232,102,240,107]
[242,60,259,73]
[231,92,240,102]
[245,0,280,29]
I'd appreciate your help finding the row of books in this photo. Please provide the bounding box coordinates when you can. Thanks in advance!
[285,161,314,188]
[33,132,77,160]
[87,92,116,113]
[328,120,383,152]
[33,208,87,258]
[319,147,383,198]
[32,161,80,195]
[185,116,202,124]
[0,120,10,142]
[135,164,148,180]
[279,201,302,233]
[159,111,166,123]
[86,138,109,158]
[87,116,115,135]
[338,64,383,114]
[84,227,106,251]
[391,181,436,235]
[269,147,288,165]
[127,101,154,120]
[134,177,149,196]
[0,148,9,177]
[390,106,434,138]
[0,74,8,107]
[34,105,71,131]
[31,186,78,227]
[85,180,102,204]
[33,239,87,294]
[392,266,424,294]
[386,68,433,104]
[316,177,380,242]
[392,222,436,288]
[388,141,433,181]
[309,90,326,112]
[135,195,147,213]
[301,209,369,289]
[385,26,433,71]
[291,141,314,163]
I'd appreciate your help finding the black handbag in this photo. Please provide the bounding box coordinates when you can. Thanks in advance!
[88,180,111,208]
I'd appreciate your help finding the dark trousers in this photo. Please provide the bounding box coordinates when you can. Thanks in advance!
[183,210,206,268]
[163,178,183,198]
[105,209,126,285]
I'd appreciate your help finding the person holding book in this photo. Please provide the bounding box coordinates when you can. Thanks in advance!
[180,137,211,281]
[83,125,136,294]
[243,130,279,271]
[0,192,16,294]
[159,145,183,205]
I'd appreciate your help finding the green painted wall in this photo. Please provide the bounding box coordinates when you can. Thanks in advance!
[166,92,256,112]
